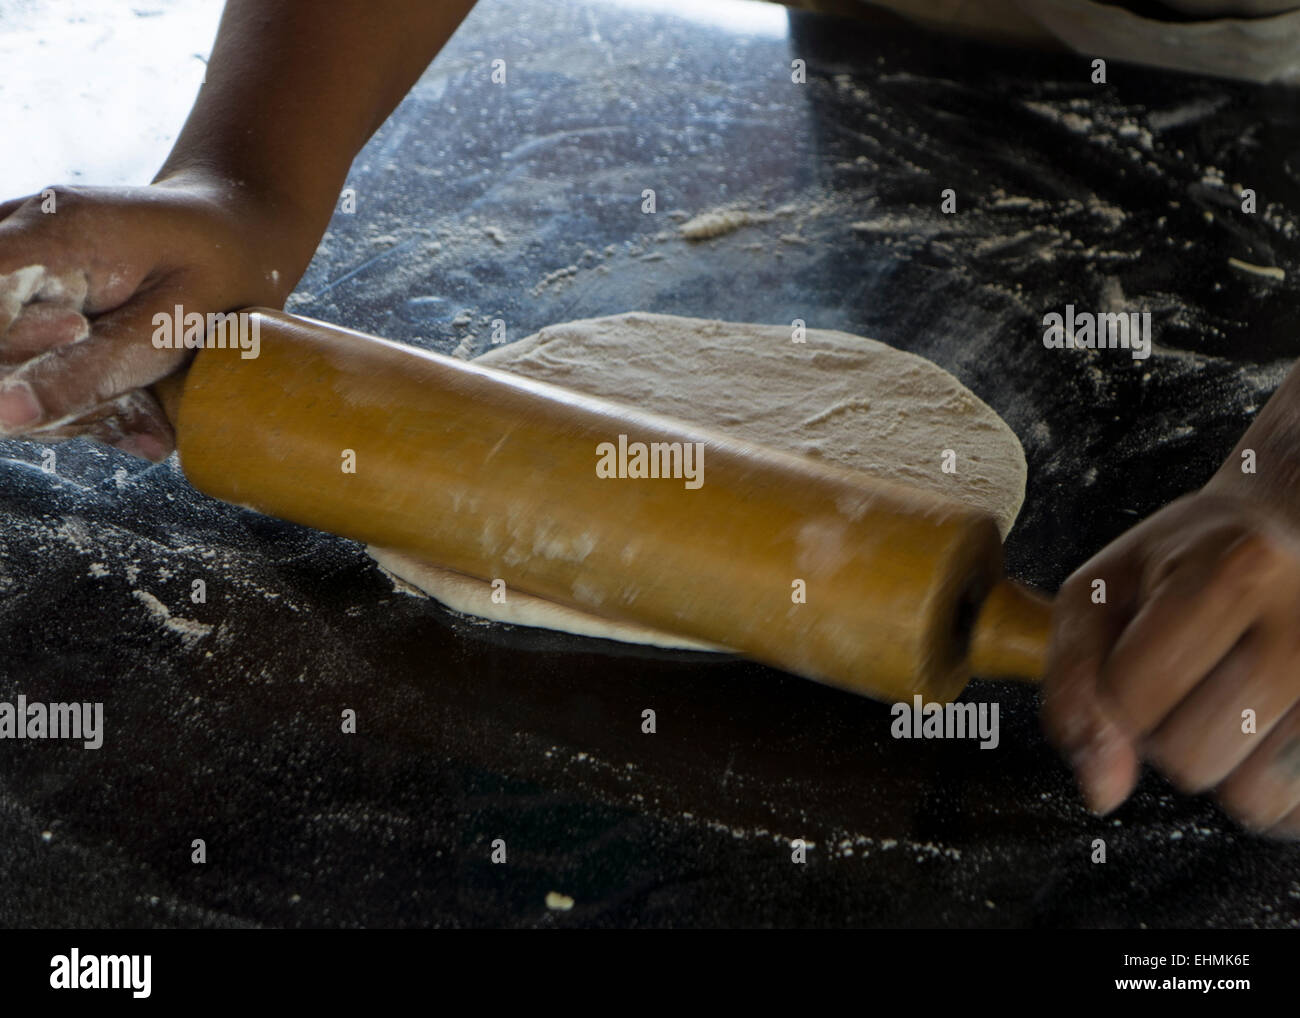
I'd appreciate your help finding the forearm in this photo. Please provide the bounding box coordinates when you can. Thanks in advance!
[154,0,476,272]
[1205,358,1300,521]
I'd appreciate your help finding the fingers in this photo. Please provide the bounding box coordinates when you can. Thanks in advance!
[0,264,93,367]
[1139,533,1300,804]
[0,294,184,435]
[1099,534,1283,739]
[1217,697,1300,837]
[29,388,175,462]
[34,266,89,308]
[1146,622,1300,793]
[1042,560,1142,814]
[0,301,90,363]
[0,185,150,316]
[0,253,162,442]
[0,264,48,333]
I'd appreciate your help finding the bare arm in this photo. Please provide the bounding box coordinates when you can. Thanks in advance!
[157,0,479,289]
[0,1,476,456]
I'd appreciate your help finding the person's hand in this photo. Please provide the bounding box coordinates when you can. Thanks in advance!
[1042,489,1300,838]
[0,174,306,460]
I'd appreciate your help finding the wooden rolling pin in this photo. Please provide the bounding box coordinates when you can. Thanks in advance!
[154,308,1053,703]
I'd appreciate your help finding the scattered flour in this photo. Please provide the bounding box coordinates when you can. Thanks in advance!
[1227,257,1285,281]
[530,264,580,296]
[131,589,214,646]
[678,205,775,241]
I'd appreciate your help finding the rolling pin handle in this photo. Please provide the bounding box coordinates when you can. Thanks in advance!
[968,579,1054,683]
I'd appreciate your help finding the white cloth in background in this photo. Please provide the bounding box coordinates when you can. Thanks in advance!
[858,0,1300,82]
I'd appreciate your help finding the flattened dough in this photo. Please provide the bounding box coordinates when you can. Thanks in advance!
[369,312,1026,650]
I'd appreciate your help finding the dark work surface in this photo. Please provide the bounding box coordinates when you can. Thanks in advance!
[2,0,1300,928]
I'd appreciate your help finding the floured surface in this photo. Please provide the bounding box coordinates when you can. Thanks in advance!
[370,312,1026,648]
[2,0,1298,931]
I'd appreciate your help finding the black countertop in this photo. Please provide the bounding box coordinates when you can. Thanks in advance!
[2,0,1299,928]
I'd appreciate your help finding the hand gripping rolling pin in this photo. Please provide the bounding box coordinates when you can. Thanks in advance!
[154,309,1053,703]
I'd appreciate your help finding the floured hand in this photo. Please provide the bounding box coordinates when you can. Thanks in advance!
[0,177,313,460]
